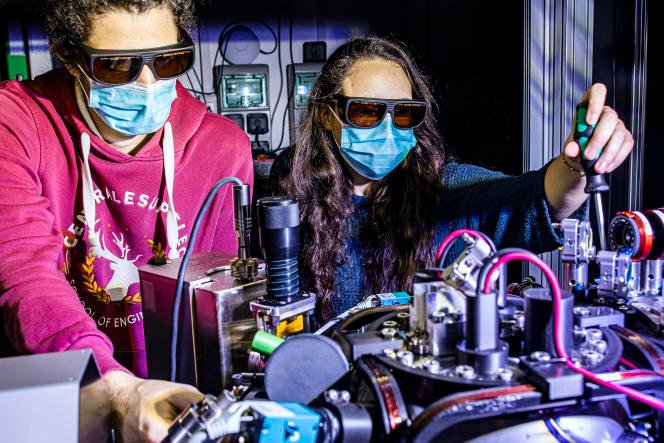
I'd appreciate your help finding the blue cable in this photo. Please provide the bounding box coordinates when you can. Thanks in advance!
[170,176,243,382]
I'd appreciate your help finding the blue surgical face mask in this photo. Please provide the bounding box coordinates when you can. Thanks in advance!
[332,109,417,180]
[88,79,177,136]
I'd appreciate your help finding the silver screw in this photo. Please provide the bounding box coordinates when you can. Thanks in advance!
[397,350,414,366]
[409,336,430,355]
[424,359,441,374]
[454,365,476,379]
[573,326,586,338]
[495,367,513,382]
[326,390,339,402]
[591,339,608,354]
[382,320,398,328]
[529,351,552,362]
[582,349,602,366]
[381,327,397,339]
[586,328,603,342]
[574,306,590,317]
[512,313,525,329]
[431,310,447,323]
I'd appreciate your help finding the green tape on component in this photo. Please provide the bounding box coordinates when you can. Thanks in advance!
[576,107,588,133]
[7,54,28,81]
[252,330,285,355]
[575,104,600,156]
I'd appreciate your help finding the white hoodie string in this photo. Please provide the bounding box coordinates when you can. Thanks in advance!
[162,122,180,259]
[80,122,179,260]
[80,132,99,257]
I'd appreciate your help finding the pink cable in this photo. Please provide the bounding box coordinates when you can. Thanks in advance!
[619,357,639,370]
[435,229,486,264]
[482,251,664,412]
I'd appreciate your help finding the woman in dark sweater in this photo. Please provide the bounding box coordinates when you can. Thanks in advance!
[273,36,633,319]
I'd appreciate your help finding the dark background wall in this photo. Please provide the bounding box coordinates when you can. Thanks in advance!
[593,0,663,211]
[643,1,663,209]
[1,0,525,175]
[198,0,525,175]
[363,0,525,175]
[2,0,657,205]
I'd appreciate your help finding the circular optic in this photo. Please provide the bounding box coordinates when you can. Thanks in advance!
[608,209,664,260]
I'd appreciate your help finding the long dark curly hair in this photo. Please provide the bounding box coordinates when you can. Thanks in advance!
[44,0,196,66]
[279,36,447,317]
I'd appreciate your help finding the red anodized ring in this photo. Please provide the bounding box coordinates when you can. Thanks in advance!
[618,210,653,261]
[646,209,664,259]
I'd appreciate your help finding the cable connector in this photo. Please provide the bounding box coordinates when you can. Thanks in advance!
[375,292,411,307]
[230,257,259,281]
[231,183,258,282]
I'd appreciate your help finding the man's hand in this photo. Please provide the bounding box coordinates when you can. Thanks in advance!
[104,370,204,443]
[563,83,634,174]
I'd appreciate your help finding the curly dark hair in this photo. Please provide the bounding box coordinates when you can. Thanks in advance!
[44,0,196,66]
[279,36,447,318]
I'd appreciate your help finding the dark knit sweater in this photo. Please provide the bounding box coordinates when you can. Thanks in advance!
[269,152,587,316]
[329,161,587,315]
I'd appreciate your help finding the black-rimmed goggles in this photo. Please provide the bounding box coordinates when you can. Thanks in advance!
[334,95,428,129]
[77,32,195,85]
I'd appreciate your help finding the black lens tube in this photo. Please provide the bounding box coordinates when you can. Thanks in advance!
[233,184,252,260]
[257,197,300,301]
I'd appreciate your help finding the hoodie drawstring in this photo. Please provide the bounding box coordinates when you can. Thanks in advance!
[80,132,99,257]
[79,122,179,260]
[162,122,180,259]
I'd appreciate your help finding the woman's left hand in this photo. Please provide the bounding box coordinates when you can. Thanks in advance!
[563,83,634,174]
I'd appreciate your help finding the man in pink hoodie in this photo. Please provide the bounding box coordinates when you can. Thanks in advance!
[0,0,252,440]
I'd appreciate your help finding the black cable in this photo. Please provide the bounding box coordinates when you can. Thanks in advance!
[214,18,278,68]
[214,36,232,111]
[210,19,280,118]
[190,55,207,105]
[185,71,196,93]
[276,0,295,151]
[257,20,278,55]
[190,65,203,89]
[169,176,244,382]
[184,27,203,93]
[217,26,237,66]
[197,24,205,102]
[184,87,217,96]
[436,231,496,268]
[269,13,284,150]
[475,247,525,296]
[185,71,217,96]
[212,21,246,109]
[211,23,234,109]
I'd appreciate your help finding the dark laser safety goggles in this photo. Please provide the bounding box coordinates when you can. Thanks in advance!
[334,95,428,129]
[77,33,195,85]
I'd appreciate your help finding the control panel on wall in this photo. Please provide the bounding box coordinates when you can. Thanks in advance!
[287,63,323,143]
[214,64,270,151]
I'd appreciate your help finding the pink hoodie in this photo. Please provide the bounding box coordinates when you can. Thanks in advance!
[0,68,253,377]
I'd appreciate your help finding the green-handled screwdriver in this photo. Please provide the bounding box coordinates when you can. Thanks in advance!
[574,102,610,251]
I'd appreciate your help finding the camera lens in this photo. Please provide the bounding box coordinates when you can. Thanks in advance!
[645,208,664,259]
[609,208,664,260]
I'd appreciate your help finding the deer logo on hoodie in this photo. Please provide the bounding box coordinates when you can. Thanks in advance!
[80,220,142,304]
